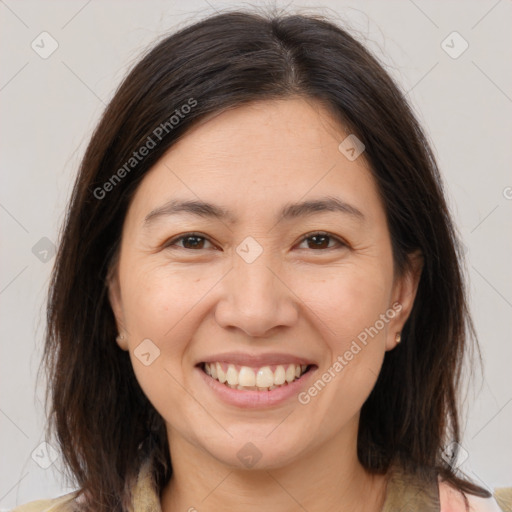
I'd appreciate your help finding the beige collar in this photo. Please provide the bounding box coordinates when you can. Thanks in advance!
[129,458,440,512]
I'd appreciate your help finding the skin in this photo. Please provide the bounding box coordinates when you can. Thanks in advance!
[108,97,423,512]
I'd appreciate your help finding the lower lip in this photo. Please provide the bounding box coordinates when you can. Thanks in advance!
[196,365,317,409]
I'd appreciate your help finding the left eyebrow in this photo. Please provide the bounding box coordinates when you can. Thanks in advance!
[143,195,365,228]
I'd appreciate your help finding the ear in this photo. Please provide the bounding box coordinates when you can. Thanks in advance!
[385,250,423,351]
[107,262,129,351]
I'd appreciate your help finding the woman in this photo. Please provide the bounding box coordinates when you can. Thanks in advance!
[13,9,511,512]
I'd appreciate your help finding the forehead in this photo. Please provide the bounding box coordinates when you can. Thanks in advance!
[174,97,352,164]
[125,97,382,227]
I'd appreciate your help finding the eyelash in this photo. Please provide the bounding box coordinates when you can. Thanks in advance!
[164,231,347,252]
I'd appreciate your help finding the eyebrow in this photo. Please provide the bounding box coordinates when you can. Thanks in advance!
[143,195,365,227]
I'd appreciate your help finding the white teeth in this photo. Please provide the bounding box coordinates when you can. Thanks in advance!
[238,366,256,387]
[216,362,226,383]
[256,366,274,388]
[226,364,238,386]
[203,362,310,391]
[274,365,286,385]
[237,385,258,390]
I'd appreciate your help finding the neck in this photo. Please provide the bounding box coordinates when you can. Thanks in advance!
[160,425,387,512]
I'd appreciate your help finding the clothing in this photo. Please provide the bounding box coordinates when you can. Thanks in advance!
[10,458,512,512]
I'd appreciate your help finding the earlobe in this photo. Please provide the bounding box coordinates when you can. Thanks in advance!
[116,332,127,348]
[385,250,423,351]
[107,264,128,351]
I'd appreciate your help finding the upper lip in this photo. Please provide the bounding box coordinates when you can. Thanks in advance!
[197,352,316,367]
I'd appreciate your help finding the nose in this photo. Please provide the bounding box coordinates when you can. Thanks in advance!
[214,254,299,338]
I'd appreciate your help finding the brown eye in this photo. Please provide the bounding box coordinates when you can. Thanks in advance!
[297,232,346,251]
[165,233,214,250]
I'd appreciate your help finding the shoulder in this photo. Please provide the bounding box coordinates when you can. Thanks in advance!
[439,480,512,512]
[10,491,79,512]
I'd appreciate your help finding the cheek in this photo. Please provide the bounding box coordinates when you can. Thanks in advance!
[297,262,392,347]
[119,265,190,391]
[119,263,201,426]
[293,268,391,431]
[122,261,201,340]
[119,261,223,401]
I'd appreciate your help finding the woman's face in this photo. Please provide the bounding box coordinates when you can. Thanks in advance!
[109,97,420,470]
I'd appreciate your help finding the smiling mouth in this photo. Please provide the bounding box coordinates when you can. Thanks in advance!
[199,362,315,391]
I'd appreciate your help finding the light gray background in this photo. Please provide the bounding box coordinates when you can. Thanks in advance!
[1,0,511,508]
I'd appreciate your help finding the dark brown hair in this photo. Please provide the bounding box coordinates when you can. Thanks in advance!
[42,8,489,510]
